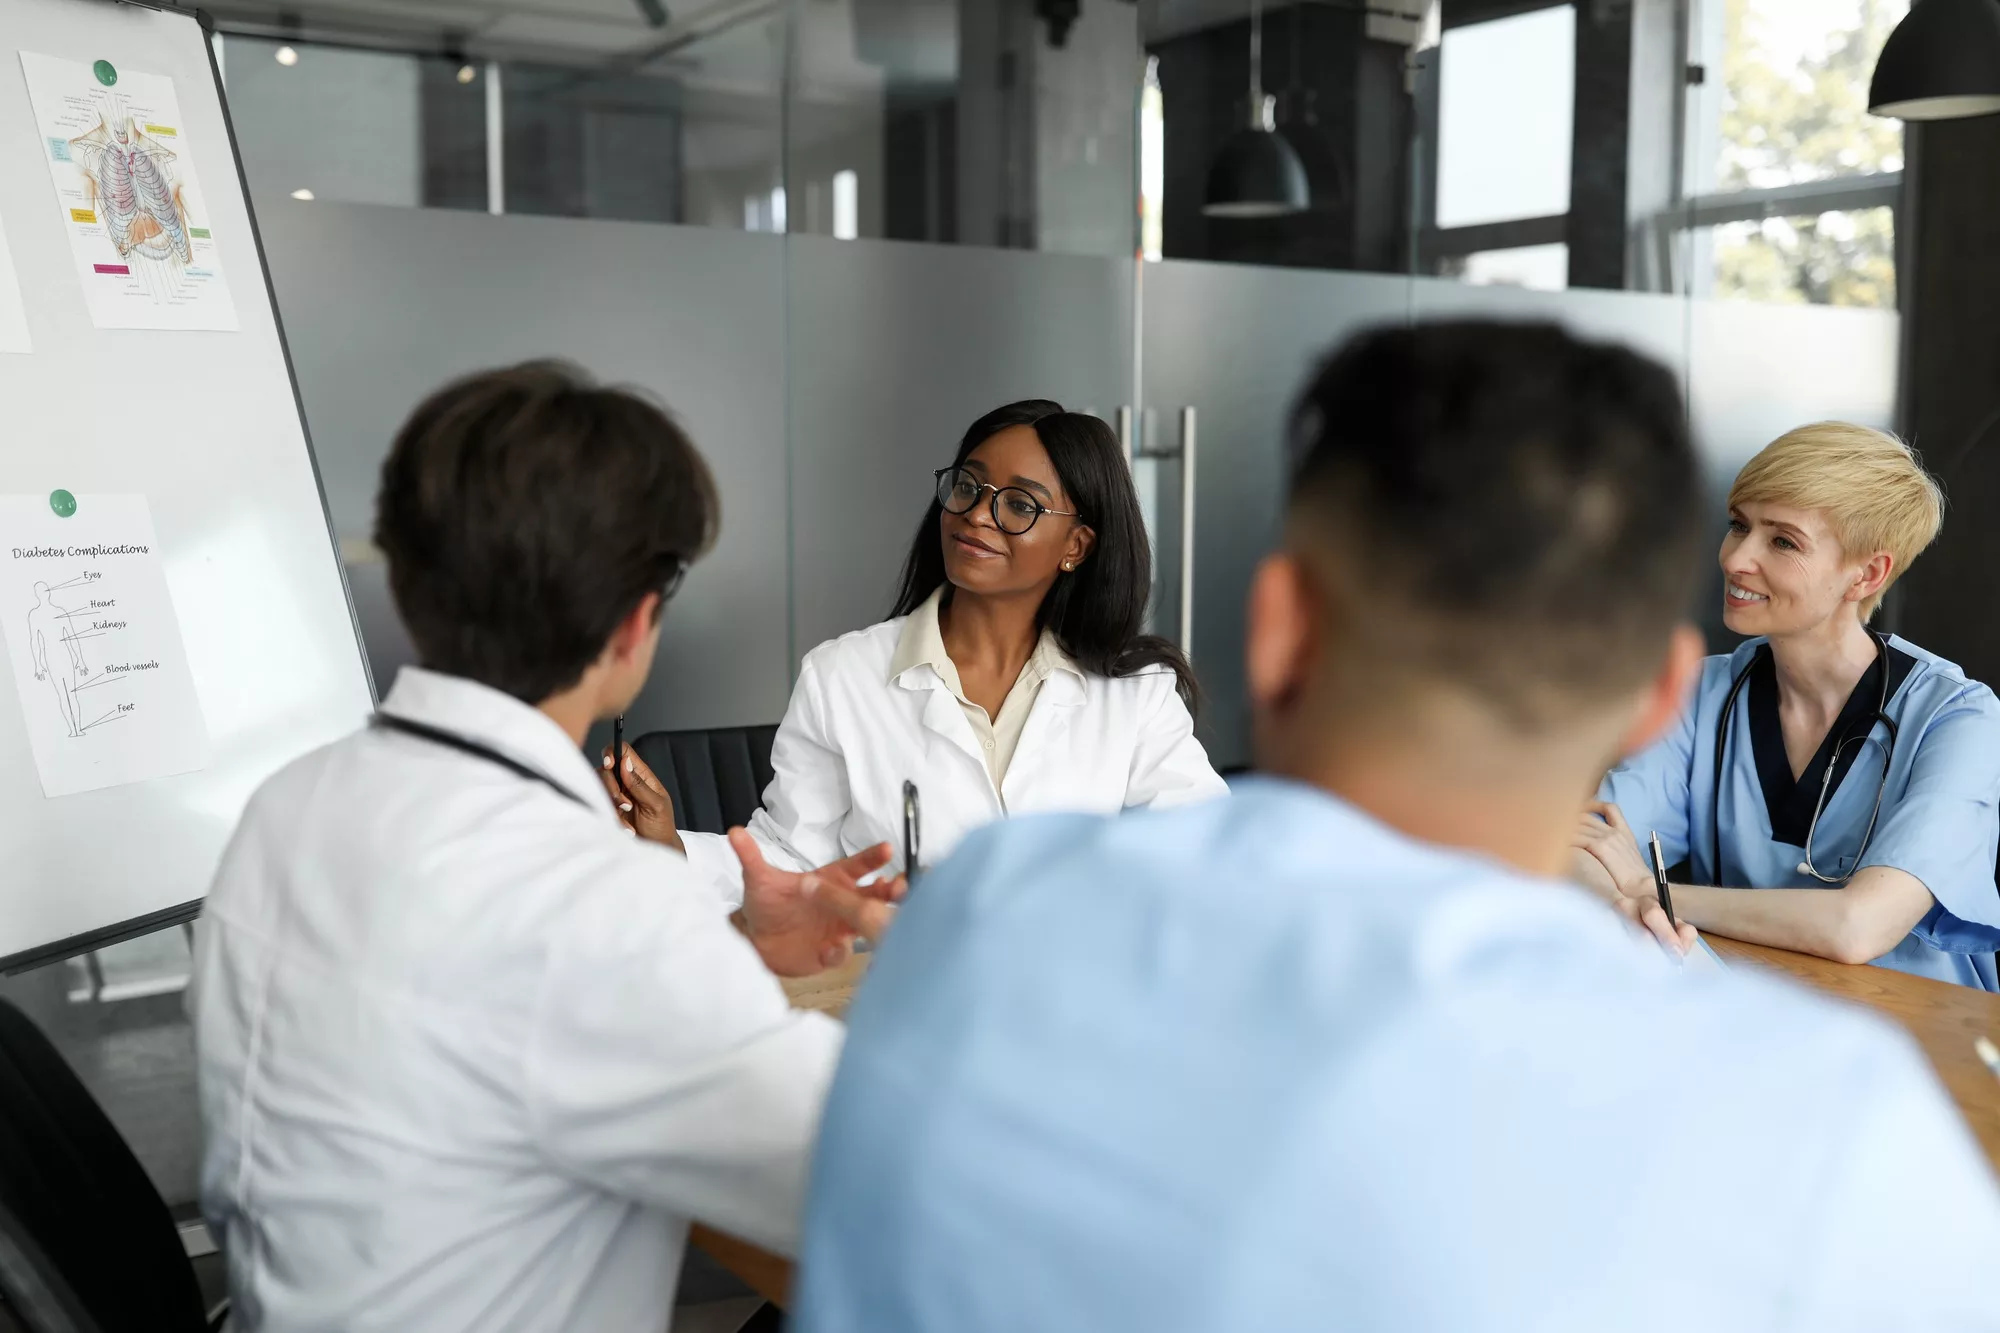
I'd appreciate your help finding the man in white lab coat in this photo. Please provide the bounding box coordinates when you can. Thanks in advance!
[192,362,896,1331]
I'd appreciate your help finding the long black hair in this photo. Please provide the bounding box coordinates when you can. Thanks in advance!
[890,400,1200,711]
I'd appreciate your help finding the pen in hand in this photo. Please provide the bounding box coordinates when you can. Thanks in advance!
[612,715,628,798]
[1648,831,1676,930]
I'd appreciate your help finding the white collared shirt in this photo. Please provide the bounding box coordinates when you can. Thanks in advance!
[682,599,1226,905]
[192,667,841,1332]
[888,588,1072,789]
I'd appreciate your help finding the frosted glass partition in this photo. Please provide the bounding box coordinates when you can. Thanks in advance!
[786,235,1136,660]
[254,202,1900,762]
[1148,265,1898,764]
[1407,277,1690,390]
[1141,260,1414,769]
[1685,299,1900,475]
[258,199,794,733]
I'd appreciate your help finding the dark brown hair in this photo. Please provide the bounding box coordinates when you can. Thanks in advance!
[374,360,719,703]
[1289,321,1702,723]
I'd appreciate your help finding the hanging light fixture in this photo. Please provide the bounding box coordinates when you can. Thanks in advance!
[1203,0,1309,218]
[1868,0,2000,121]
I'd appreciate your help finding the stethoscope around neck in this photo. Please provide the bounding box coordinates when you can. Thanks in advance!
[1710,631,1899,885]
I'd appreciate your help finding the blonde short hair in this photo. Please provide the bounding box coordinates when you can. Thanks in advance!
[1727,422,1943,622]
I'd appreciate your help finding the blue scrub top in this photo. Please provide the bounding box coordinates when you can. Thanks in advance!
[1601,634,2000,990]
[795,781,2000,1331]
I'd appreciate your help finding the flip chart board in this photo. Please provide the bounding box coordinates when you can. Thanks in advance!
[0,0,373,968]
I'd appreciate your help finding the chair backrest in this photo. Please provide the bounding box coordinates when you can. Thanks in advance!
[0,1000,207,1333]
[631,725,780,836]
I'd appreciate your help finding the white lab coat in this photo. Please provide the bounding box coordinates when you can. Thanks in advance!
[683,612,1227,905]
[192,667,841,1332]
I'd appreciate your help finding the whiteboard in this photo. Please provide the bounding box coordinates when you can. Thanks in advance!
[0,0,374,967]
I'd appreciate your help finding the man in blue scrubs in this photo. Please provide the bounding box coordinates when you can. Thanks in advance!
[794,323,2000,1331]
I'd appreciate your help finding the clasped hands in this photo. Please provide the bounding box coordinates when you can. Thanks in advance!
[1572,801,1700,960]
[601,742,904,978]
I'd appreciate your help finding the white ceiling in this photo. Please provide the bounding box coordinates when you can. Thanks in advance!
[196,0,685,59]
[196,0,955,87]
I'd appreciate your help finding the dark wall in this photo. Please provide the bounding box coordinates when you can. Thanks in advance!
[1567,0,1634,289]
[1892,116,2000,688]
[499,70,684,223]
[420,63,488,211]
[1152,3,1411,271]
[884,92,959,243]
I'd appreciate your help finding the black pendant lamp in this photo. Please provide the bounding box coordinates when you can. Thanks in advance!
[1869,0,2000,120]
[1203,0,1309,218]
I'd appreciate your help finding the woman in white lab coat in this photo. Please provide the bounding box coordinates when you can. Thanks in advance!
[610,400,1226,904]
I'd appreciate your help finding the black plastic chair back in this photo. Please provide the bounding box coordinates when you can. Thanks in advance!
[0,1000,207,1333]
[631,725,779,836]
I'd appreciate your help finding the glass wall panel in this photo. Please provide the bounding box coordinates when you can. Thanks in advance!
[786,237,1135,660]
[219,35,453,209]
[258,202,793,733]
[1139,261,1412,768]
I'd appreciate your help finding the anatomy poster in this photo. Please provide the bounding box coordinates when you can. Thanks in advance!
[0,494,209,798]
[18,53,238,333]
[0,211,28,354]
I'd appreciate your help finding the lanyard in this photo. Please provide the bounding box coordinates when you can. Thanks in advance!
[371,713,592,811]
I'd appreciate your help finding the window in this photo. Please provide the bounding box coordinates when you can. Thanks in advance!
[1140,57,1164,262]
[1419,4,1575,289]
[833,170,859,240]
[1712,0,1907,192]
[220,36,440,210]
[1707,206,1895,308]
[1436,6,1575,229]
[1671,0,1908,307]
[1447,243,1570,293]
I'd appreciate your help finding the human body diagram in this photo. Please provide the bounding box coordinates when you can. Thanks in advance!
[26,576,132,740]
[70,97,195,292]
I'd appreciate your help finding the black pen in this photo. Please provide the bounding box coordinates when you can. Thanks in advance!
[613,715,627,797]
[1648,830,1676,929]
[902,780,921,885]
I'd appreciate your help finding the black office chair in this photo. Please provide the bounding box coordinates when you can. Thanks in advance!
[630,724,788,1330]
[0,999,216,1333]
[630,725,779,836]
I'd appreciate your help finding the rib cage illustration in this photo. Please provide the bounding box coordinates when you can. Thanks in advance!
[69,108,191,266]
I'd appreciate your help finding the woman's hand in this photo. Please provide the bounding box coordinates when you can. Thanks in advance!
[731,831,906,978]
[1572,801,1657,900]
[1569,847,1622,904]
[1611,892,1700,959]
[599,741,683,853]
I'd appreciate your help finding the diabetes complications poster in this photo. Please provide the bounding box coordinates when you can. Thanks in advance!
[0,495,209,798]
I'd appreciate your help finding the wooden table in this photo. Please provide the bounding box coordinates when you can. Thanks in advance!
[695,941,2000,1308]
[687,957,870,1309]
[1707,936,2000,1173]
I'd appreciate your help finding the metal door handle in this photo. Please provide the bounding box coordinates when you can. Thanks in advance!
[1178,407,1195,658]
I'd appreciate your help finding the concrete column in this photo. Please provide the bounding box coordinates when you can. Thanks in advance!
[1567,0,1679,290]
[1887,116,2000,686]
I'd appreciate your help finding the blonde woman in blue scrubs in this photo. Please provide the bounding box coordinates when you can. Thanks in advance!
[1575,422,2000,989]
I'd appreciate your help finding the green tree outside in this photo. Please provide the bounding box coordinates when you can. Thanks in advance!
[1712,0,1905,308]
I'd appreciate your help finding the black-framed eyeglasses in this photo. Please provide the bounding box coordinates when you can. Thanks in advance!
[934,467,1079,536]
[662,558,688,601]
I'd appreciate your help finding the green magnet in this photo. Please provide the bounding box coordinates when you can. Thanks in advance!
[92,60,117,87]
[48,490,75,518]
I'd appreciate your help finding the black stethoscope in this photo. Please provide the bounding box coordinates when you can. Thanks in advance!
[1710,632,1899,885]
